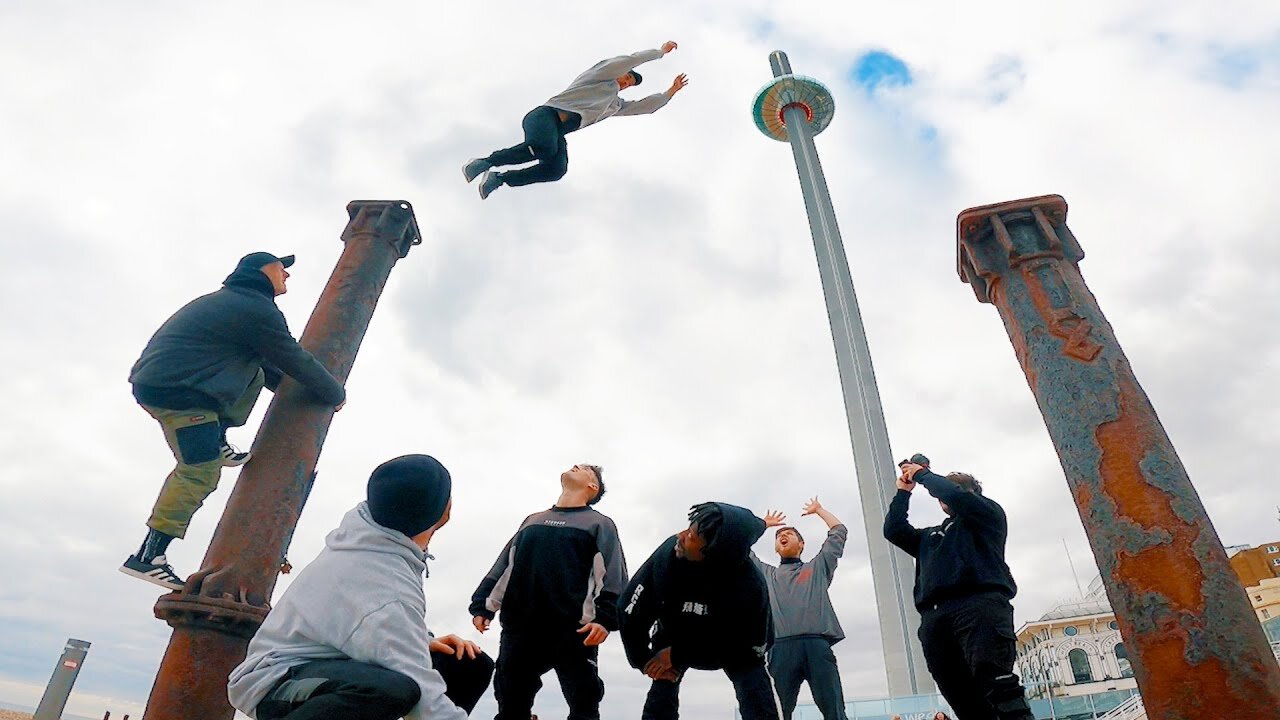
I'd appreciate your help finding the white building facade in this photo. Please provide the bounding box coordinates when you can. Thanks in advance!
[1014,592,1137,701]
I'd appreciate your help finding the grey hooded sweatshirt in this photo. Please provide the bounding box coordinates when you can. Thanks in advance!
[752,524,848,643]
[543,48,671,128]
[227,503,465,720]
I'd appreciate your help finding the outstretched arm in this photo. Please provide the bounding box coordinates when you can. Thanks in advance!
[803,498,848,577]
[578,41,675,83]
[614,73,689,117]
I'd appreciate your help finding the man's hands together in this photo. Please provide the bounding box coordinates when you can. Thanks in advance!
[644,647,681,682]
[896,462,924,492]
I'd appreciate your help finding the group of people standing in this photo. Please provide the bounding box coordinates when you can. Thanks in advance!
[118,41,1036,720]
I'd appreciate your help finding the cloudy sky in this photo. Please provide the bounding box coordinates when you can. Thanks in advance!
[2,1,1278,718]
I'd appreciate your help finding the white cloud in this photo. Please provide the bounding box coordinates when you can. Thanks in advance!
[2,2,1278,718]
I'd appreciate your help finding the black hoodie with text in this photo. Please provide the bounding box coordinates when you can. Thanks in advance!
[618,502,772,672]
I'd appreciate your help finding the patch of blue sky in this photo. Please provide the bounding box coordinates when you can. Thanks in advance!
[1207,44,1270,88]
[752,18,775,41]
[849,50,913,94]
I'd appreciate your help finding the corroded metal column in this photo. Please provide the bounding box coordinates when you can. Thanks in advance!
[957,194,1280,719]
[143,201,422,720]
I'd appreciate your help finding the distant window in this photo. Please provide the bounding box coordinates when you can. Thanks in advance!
[1266,546,1278,553]
[1258,595,1265,602]
[1064,626,1079,636]
[1109,620,1119,630]
[1271,558,1280,567]
[1264,609,1272,620]
[1115,643,1133,678]
[1069,648,1094,683]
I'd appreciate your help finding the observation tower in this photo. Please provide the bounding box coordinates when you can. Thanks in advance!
[753,50,933,696]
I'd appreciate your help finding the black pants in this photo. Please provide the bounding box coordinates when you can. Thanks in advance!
[484,106,579,187]
[256,652,495,720]
[493,630,603,720]
[641,663,780,720]
[768,637,847,720]
[918,593,1033,720]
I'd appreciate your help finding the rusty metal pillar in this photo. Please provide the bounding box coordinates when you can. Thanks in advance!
[143,200,422,720]
[956,194,1280,719]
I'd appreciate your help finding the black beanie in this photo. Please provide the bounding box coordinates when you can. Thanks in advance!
[366,455,452,538]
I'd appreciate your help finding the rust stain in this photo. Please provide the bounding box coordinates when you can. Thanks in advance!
[1097,371,1204,613]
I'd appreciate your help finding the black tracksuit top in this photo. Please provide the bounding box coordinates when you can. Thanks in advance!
[470,505,628,634]
[883,470,1017,610]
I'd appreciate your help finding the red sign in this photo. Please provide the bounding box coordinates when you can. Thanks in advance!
[63,660,78,669]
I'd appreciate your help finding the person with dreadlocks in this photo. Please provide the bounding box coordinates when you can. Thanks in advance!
[618,502,780,720]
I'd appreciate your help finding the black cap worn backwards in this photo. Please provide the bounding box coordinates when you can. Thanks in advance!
[234,251,295,272]
[629,70,643,86]
[367,454,452,538]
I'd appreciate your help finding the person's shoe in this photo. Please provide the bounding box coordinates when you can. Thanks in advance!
[462,158,491,183]
[478,171,503,200]
[119,554,186,591]
[220,443,251,467]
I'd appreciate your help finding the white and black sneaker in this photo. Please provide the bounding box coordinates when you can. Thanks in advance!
[462,158,491,183]
[478,170,503,199]
[220,443,251,467]
[120,554,186,591]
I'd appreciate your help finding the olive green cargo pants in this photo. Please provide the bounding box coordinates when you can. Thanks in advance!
[141,370,265,538]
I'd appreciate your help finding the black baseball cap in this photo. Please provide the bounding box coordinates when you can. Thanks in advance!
[235,251,295,271]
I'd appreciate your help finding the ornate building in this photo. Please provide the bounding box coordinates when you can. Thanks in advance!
[1013,578,1137,700]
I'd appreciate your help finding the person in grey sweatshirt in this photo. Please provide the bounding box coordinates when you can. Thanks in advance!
[462,42,689,199]
[756,498,850,720]
[228,455,493,720]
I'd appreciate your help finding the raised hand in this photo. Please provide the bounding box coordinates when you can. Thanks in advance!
[763,510,787,528]
[895,474,917,492]
[667,73,689,97]
[661,41,678,54]
[801,497,823,516]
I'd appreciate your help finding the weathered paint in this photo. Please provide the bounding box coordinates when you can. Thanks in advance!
[957,195,1280,720]
[143,201,421,720]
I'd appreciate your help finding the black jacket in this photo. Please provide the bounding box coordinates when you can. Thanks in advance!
[129,266,345,413]
[469,505,628,634]
[618,503,772,672]
[883,470,1017,610]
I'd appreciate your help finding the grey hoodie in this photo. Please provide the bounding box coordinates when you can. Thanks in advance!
[227,503,465,720]
[543,48,671,128]
[752,524,848,643]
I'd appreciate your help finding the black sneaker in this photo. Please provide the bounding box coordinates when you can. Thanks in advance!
[462,158,491,183]
[220,443,251,467]
[479,171,503,200]
[120,554,185,591]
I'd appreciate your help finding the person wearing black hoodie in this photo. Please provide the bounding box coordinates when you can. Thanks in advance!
[618,502,781,720]
[121,252,346,591]
[882,456,1033,720]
